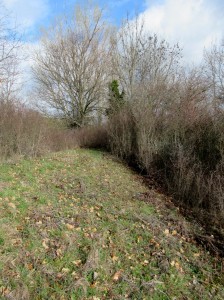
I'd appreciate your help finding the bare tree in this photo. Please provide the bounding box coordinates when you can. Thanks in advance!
[0,1,21,102]
[204,40,224,109]
[108,16,183,170]
[33,3,111,127]
[110,16,182,103]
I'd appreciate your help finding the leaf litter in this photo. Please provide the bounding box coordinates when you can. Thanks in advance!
[0,149,223,299]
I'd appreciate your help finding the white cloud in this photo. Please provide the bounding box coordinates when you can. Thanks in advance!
[2,0,49,29]
[0,0,50,99]
[140,0,224,64]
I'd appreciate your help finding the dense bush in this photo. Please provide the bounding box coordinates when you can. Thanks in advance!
[74,125,108,149]
[107,79,224,224]
[0,101,79,160]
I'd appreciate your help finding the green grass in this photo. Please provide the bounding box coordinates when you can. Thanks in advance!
[0,149,223,299]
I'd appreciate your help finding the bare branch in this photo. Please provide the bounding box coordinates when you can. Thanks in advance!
[33,3,111,127]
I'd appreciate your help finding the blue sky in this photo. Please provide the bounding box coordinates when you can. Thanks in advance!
[2,0,224,63]
[2,0,146,41]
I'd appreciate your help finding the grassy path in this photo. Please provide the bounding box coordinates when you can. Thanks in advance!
[0,149,223,299]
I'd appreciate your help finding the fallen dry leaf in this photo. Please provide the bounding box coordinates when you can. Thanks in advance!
[142,260,149,266]
[193,253,200,257]
[111,255,119,262]
[56,273,63,279]
[137,236,143,243]
[8,202,16,209]
[170,260,175,267]
[61,268,70,273]
[164,229,169,236]
[175,261,180,270]
[0,286,10,296]
[27,263,33,271]
[66,224,74,230]
[56,248,63,257]
[112,270,122,282]
[72,271,79,279]
[42,239,49,250]
[72,260,82,266]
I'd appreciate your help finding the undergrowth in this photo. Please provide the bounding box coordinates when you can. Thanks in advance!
[0,149,223,299]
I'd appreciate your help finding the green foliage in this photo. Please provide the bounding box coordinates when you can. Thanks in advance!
[107,80,125,116]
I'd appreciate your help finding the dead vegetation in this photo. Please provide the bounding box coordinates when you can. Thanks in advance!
[0,149,223,299]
